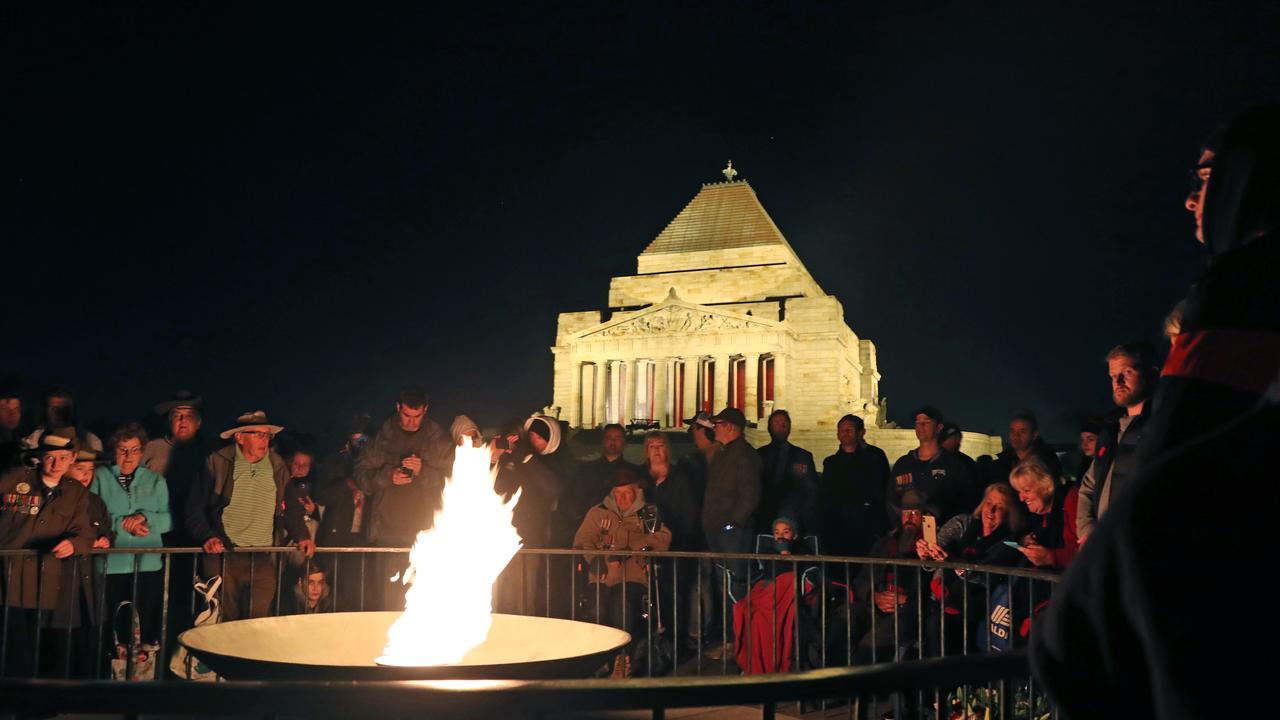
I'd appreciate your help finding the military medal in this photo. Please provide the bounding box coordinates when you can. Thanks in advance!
[15,482,29,494]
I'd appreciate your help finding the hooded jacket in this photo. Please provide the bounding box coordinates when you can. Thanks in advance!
[573,487,671,586]
[1031,106,1280,719]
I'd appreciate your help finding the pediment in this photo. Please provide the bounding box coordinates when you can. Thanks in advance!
[572,296,778,340]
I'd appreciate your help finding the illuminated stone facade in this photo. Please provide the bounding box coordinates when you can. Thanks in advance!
[549,175,1001,468]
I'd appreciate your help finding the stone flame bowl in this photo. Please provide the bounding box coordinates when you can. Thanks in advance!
[179,612,630,680]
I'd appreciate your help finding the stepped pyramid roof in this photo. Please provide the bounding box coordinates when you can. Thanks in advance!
[641,180,799,257]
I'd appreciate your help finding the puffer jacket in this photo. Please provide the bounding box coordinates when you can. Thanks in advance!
[573,488,671,586]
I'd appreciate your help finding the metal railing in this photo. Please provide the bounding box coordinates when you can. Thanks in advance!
[0,546,1060,718]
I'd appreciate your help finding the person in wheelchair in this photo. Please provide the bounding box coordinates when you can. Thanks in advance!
[572,467,672,648]
[732,517,822,674]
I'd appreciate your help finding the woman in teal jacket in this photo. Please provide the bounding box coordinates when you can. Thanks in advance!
[92,422,172,646]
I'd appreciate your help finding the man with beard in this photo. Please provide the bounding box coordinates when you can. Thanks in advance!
[142,391,207,547]
[755,409,820,537]
[1075,342,1157,545]
[355,387,451,610]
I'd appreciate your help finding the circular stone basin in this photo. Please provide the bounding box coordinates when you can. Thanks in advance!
[180,612,631,680]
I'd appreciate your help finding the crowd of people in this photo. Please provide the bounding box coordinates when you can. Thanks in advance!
[0,348,1146,679]
[2,106,1275,698]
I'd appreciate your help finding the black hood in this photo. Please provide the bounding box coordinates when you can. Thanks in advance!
[1202,104,1280,257]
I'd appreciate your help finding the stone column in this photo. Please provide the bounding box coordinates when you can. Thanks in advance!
[569,360,583,427]
[654,358,669,426]
[713,354,730,413]
[682,357,699,421]
[593,360,608,428]
[744,353,760,424]
[624,359,638,425]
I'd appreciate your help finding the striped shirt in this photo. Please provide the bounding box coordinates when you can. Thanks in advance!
[221,446,276,547]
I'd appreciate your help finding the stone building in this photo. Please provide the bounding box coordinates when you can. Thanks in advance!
[549,167,1001,468]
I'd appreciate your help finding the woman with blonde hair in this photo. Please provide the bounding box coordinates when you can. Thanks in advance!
[1008,459,1079,570]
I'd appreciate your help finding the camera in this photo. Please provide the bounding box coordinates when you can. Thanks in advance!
[397,465,417,478]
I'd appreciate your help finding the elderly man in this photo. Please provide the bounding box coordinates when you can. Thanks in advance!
[186,411,312,620]
[355,387,451,610]
[0,428,95,676]
[573,466,671,675]
[702,407,762,605]
[142,391,207,546]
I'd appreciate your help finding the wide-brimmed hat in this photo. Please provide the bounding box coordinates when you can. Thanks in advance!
[219,411,284,440]
[74,446,111,464]
[155,390,203,415]
[26,427,79,456]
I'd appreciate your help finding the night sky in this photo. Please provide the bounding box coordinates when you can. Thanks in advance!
[8,2,1280,446]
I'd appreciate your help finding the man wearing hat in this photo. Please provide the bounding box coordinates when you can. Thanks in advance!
[889,406,974,527]
[0,427,96,676]
[142,390,208,547]
[702,407,762,602]
[186,411,313,621]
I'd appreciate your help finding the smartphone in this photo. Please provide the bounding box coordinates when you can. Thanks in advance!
[922,515,937,546]
[1002,540,1021,549]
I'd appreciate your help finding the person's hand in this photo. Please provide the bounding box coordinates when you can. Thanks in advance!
[93,536,111,549]
[52,539,75,559]
[1017,539,1054,567]
[401,455,423,475]
[203,537,226,554]
[391,468,414,485]
[122,514,149,536]
[1077,532,1089,548]
[297,539,316,557]
[301,496,317,515]
[873,588,907,613]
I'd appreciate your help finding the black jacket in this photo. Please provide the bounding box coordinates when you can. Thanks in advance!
[756,440,820,536]
[354,417,451,544]
[819,443,890,556]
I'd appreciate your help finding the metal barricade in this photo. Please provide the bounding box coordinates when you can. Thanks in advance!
[1,546,1060,718]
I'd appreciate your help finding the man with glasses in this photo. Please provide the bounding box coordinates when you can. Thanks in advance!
[187,411,312,620]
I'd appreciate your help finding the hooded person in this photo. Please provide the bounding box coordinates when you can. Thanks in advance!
[492,415,565,616]
[1031,105,1280,719]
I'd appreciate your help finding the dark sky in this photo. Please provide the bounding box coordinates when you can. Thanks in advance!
[8,2,1280,444]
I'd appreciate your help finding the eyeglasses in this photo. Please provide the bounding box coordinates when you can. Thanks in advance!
[240,431,271,438]
[117,448,144,457]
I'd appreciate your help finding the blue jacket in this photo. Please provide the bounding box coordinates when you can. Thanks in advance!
[91,465,172,574]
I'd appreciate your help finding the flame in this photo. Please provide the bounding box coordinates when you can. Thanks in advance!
[378,441,522,666]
